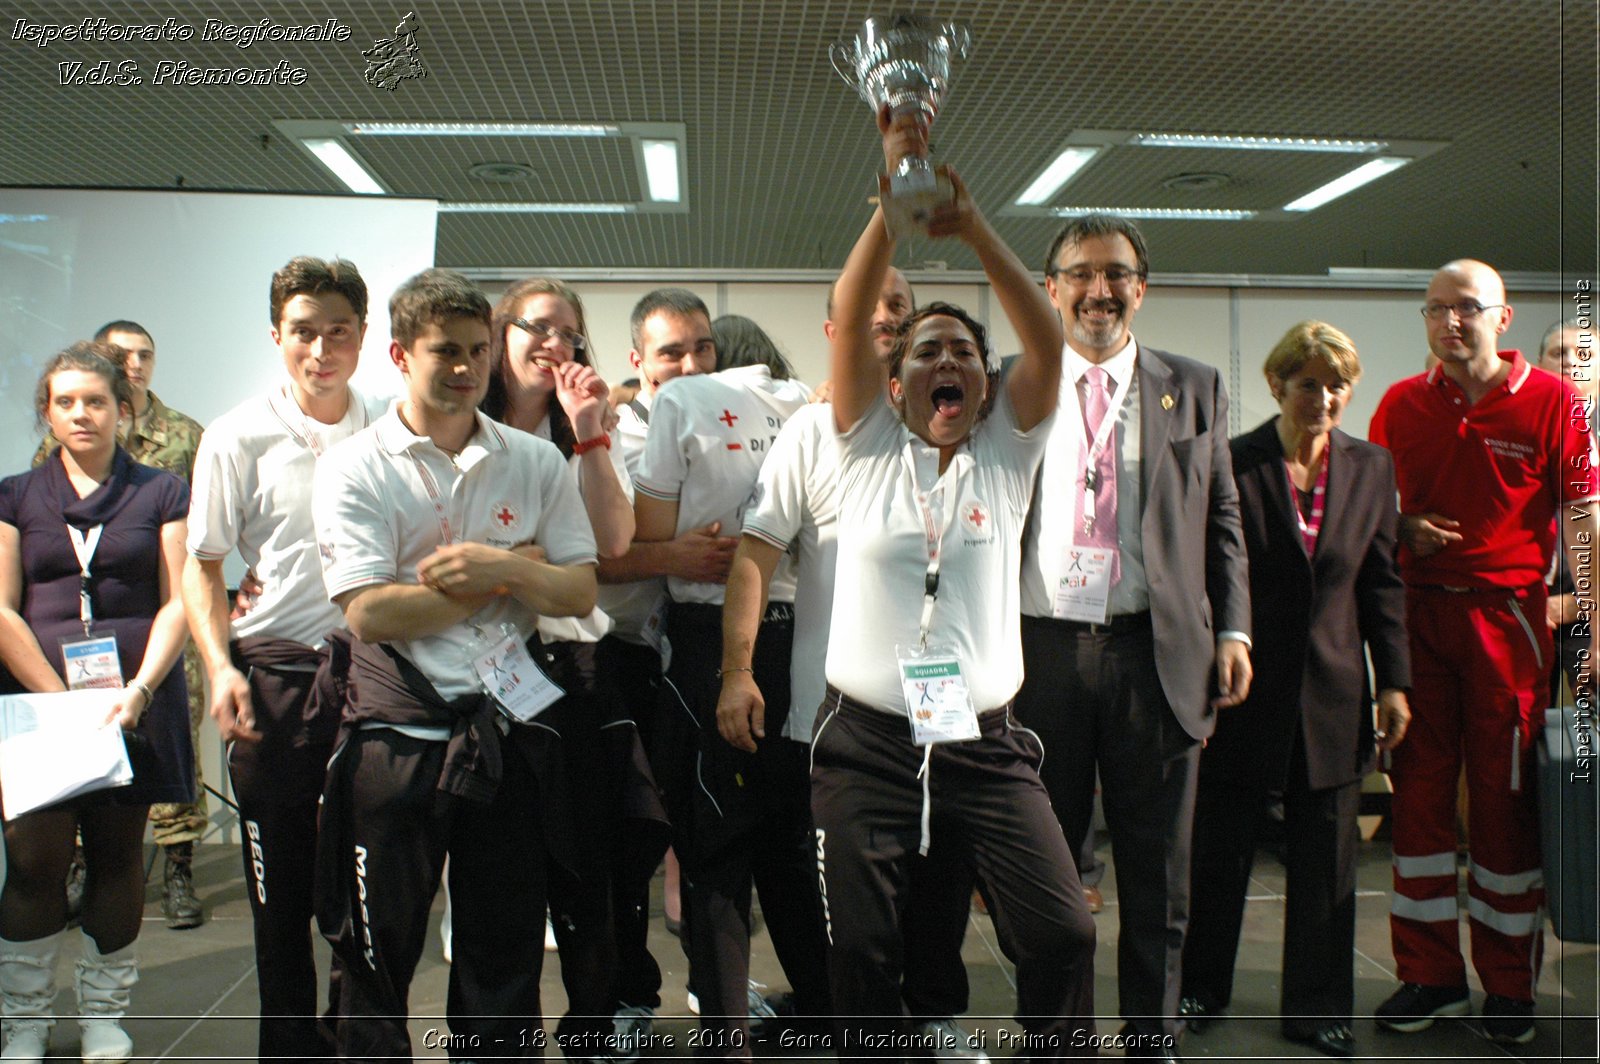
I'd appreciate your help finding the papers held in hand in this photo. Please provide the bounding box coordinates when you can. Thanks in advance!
[0,689,134,818]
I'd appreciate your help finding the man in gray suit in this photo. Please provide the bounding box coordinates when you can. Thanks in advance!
[1013,214,1252,1062]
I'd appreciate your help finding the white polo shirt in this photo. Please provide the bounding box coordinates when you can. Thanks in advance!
[527,416,631,644]
[188,385,390,649]
[744,402,841,738]
[825,391,1053,716]
[596,396,663,645]
[312,408,597,698]
[635,365,808,606]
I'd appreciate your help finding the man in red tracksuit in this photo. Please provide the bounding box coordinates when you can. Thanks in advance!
[1368,258,1597,1045]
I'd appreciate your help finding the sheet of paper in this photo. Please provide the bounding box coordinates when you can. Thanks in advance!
[0,689,134,818]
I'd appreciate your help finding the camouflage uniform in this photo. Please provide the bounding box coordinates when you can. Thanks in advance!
[36,391,209,844]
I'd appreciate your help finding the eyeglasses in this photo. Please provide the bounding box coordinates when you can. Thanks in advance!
[511,317,587,352]
[1420,300,1504,321]
[1050,265,1145,287]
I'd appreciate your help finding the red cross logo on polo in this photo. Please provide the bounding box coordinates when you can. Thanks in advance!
[491,502,519,528]
[719,409,739,427]
[962,501,991,535]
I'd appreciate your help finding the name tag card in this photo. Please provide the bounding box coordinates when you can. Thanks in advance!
[896,644,979,746]
[1052,547,1116,624]
[473,634,564,723]
[59,633,123,691]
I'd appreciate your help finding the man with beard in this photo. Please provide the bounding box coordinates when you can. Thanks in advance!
[1012,214,1251,1062]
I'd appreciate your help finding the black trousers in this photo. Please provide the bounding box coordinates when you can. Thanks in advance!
[228,661,340,1063]
[656,603,831,1056]
[332,728,576,1061]
[1014,614,1200,1039]
[899,840,974,1022]
[596,635,667,1011]
[810,692,1096,1059]
[1182,738,1362,1032]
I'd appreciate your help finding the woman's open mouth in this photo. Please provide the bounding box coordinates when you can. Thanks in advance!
[932,383,965,419]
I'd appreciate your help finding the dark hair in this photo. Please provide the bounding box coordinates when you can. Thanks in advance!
[483,278,592,458]
[630,288,710,350]
[1045,213,1150,279]
[886,302,1001,423]
[1541,318,1585,355]
[270,256,369,328]
[92,320,152,346]
[712,315,795,379]
[34,341,132,430]
[389,269,491,347]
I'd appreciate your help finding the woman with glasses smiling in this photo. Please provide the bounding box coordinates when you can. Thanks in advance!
[476,279,669,1053]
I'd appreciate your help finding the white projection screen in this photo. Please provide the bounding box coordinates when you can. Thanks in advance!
[0,188,438,475]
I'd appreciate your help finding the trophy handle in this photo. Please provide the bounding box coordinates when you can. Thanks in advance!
[829,40,860,90]
[947,24,972,59]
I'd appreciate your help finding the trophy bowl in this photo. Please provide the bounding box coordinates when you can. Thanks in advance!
[831,15,972,234]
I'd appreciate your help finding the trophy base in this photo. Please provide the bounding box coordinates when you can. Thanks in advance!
[883,169,953,239]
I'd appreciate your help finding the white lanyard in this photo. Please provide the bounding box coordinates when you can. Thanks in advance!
[66,524,104,634]
[900,442,972,648]
[409,451,456,546]
[1065,367,1132,533]
[270,386,367,458]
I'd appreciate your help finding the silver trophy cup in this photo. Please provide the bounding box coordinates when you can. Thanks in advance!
[831,15,971,233]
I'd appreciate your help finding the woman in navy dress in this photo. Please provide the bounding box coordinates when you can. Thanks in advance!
[0,342,192,1063]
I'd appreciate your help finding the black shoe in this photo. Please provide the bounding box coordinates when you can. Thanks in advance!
[1286,1022,1355,1058]
[1375,982,1470,1032]
[64,847,86,927]
[1178,995,1219,1034]
[1481,995,1535,1044]
[161,842,205,929]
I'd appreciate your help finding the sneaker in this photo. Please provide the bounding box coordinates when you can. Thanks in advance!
[1375,982,1470,1032]
[1481,995,1535,1044]
[611,1003,656,1063]
[686,989,699,1016]
[914,1019,990,1062]
[545,916,559,952]
[747,980,777,1023]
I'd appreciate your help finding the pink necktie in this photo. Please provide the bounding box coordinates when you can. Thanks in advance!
[1080,367,1120,582]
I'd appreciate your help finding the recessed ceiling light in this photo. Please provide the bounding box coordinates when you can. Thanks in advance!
[641,139,681,202]
[1015,147,1102,206]
[1131,133,1387,154]
[467,162,538,183]
[1283,157,1410,211]
[344,121,620,137]
[1051,207,1257,221]
[1161,172,1232,191]
[437,202,635,214]
[300,138,385,194]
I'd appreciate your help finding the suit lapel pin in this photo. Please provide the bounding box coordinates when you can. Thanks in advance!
[1160,393,1175,410]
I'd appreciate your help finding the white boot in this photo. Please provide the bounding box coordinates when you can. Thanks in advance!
[0,930,62,1063]
[73,931,135,1063]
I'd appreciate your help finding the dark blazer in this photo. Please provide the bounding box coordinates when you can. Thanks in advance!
[1136,346,1252,741]
[1213,418,1410,791]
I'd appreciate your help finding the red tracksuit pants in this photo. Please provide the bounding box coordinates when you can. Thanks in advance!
[1390,585,1547,1000]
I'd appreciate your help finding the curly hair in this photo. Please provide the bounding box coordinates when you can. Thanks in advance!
[885,302,1000,425]
[483,278,593,459]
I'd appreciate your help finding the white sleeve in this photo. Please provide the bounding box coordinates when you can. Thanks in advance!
[312,448,399,601]
[186,425,247,560]
[531,444,600,568]
[742,414,812,550]
[633,391,688,501]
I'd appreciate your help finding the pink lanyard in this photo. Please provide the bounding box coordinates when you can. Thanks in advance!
[409,452,455,545]
[1284,454,1329,555]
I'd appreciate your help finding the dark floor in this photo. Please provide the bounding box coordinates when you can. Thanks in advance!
[24,834,1600,1061]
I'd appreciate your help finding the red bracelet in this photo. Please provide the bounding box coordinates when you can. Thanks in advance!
[573,433,611,454]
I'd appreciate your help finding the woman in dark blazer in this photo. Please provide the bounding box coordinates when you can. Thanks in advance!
[1178,321,1411,1059]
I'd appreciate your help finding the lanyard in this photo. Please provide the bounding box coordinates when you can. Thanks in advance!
[1284,453,1330,555]
[270,386,368,457]
[1064,367,1132,532]
[409,451,456,546]
[66,524,104,635]
[901,442,972,649]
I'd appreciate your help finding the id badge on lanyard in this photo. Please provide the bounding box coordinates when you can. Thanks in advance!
[60,524,123,690]
[898,447,979,745]
[1052,547,1115,623]
[469,622,565,723]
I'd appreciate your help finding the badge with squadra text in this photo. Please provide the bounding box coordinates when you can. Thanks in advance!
[896,643,979,745]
